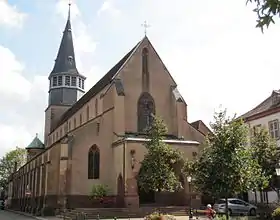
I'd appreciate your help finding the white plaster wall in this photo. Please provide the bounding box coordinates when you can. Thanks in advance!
[246,111,280,147]
[248,191,278,204]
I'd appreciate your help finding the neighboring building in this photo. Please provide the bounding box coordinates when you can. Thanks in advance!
[8,5,209,215]
[240,89,280,204]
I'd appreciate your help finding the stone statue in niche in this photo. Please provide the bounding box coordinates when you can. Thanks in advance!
[137,92,155,132]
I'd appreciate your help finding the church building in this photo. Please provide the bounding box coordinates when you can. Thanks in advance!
[7,5,210,215]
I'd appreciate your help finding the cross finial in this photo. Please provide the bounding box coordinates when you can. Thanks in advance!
[141,21,150,36]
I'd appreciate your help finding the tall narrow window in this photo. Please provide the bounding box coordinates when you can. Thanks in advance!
[74,117,76,128]
[88,145,100,179]
[86,106,90,121]
[52,77,58,87]
[137,92,155,132]
[95,99,98,116]
[82,80,85,89]
[58,76,62,86]
[68,121,71,130]
[142,48,149,92]
[65,76,70,86]
[71,76,77,86]
[79,78,81,88]
[80,113,82,125]
[269,120,279,139]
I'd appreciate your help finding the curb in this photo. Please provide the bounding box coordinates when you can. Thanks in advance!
[5,209,49,219]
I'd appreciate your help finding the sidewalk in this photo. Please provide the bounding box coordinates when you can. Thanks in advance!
[6,209,63,220]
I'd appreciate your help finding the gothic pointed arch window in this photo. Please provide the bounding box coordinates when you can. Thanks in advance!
[88,145,100,179]
[137,92,155,132]
[142,48,150,92]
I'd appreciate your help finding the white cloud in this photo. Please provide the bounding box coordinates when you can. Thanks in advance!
[0,0,27,28]
[0,45,47,156]
[0,46,31,101]
[97,0,121,17]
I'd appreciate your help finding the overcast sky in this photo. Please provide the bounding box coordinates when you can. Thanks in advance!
[0,0,279,156]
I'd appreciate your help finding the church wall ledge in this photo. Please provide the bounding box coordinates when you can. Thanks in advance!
[124,137,200,145]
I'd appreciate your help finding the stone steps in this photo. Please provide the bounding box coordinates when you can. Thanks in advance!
[58,207,191,219]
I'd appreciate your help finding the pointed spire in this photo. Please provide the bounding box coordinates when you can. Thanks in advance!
[68,1,71,21]
[49,1,78,76]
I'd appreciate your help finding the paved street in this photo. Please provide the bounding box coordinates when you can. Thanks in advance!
[0,210,35,219]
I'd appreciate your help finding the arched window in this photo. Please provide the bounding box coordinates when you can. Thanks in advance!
[88,145,100,179]
[142,48,149,92]
[137,92,155,132]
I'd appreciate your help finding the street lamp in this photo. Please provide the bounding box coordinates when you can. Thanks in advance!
[276,162,280,176]
[187,176,193,220]
[275,161,280,202]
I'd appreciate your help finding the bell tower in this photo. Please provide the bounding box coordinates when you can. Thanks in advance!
[44,3,86,144]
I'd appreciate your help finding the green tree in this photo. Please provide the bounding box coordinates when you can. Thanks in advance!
[250,127,279,201]
[0,147,26,190]
[247,0,280,31]
[192,110,268,219]
[137,117,186,193]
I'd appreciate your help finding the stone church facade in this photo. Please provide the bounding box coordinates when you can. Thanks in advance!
[8,6,210,215]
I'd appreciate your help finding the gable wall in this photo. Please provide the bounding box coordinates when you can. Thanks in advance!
[118,38,177,133]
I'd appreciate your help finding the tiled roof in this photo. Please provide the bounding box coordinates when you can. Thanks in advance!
[52,40,141,131]
[239,90,280,120]
[26,134,44,149]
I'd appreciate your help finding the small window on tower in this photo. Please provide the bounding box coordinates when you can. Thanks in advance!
[79,78,81,88]
[82,80,85,89]
[74,117,76,128]
[60,128,62,137]
[53,76,57,87]
[58,76,62,86]
[71,76,76,86]
[65,76,70,86]
[80,113,82,125]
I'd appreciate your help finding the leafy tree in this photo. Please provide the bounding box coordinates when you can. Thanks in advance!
[0,147,26,191]
[250,127,279,200]
[247,0,280,31]
[137,117,187,193]
[192,110,268,219]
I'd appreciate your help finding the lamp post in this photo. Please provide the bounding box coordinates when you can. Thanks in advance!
[275,161,280,203]
[187,176,193,220]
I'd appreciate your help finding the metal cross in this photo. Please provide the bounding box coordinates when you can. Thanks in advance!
[141,21,150,36]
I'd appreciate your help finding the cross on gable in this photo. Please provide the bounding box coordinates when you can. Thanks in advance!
[141,21,151,36]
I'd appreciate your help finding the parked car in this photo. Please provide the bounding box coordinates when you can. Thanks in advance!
[213,198,257,216]
[0,200,4,210]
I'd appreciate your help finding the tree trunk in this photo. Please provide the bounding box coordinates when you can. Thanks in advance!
[254,190,257,204]
[225,197,229,220]
[260,190,264,219]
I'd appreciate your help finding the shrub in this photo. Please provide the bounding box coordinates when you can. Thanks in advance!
[144,212,176,220]
[89,184,109,200]
[272,207,280,218]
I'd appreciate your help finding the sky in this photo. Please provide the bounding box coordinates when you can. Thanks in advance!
[0,0,280,156]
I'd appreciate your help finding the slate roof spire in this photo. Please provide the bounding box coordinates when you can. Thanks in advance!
[49,2,78,77]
